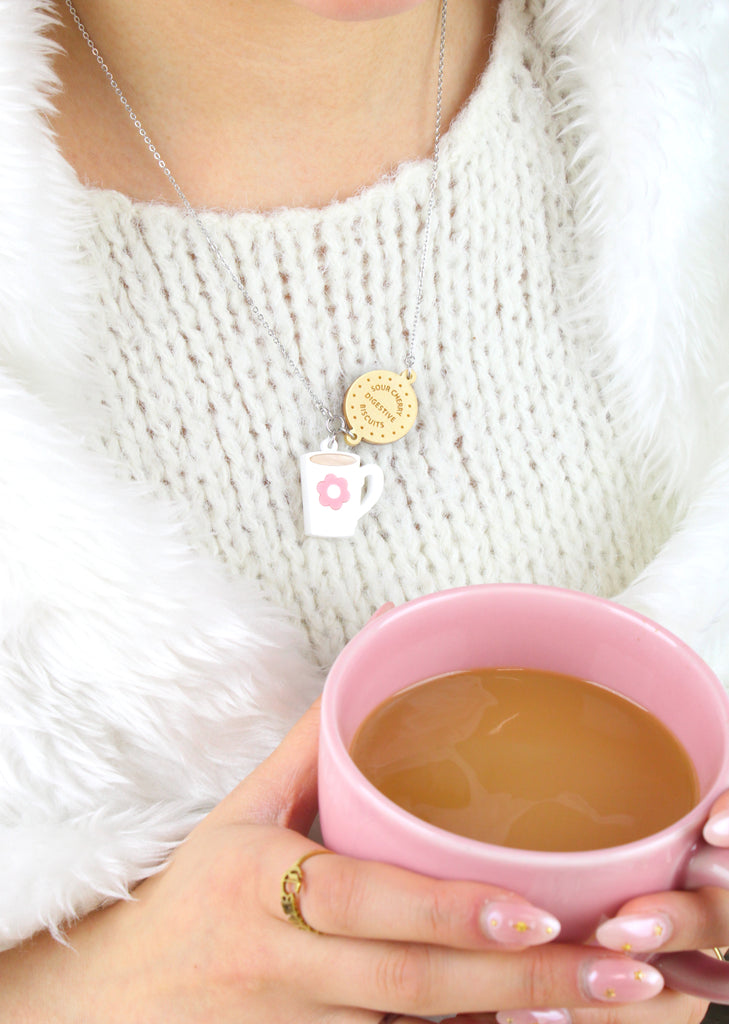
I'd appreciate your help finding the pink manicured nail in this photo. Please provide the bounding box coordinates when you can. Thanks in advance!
[581,957,664,1003]
[596,912,673,953]
[496,1010,572,1024]
[480,900,561,946]
[704,810,729,845]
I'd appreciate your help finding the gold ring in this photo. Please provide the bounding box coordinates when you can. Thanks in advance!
[714,947,725,961]
[280,849,332,932]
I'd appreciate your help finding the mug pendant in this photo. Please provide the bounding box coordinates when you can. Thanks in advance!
[300,438,385,538]
[342,370,417,446]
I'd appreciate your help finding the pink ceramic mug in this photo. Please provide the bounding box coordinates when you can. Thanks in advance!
[318,584,729,1002]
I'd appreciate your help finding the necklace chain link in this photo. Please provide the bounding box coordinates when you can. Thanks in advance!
[64,0,447,439]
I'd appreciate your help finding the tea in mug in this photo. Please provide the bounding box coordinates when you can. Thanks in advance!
[349,668,700,852]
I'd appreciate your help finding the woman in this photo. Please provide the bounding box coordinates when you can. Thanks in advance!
[0,0,728,1020]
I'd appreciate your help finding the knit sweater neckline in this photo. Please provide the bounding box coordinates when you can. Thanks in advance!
[77,0,674,666]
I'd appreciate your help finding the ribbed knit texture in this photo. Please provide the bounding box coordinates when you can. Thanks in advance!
[80,0,674,666]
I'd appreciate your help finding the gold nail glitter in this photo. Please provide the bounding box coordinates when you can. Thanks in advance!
[622,942,632,952]
[605,988,617,999]
[653,924,664,936]
[513,921,530,932]
[634,970,644,982]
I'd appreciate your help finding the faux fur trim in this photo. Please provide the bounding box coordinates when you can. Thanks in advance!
[538,0,729,674]
[0,2,322,948]
[0,0,97,424]
[0,368,323,948]
[540,0,729,494]
[617,448,729,683]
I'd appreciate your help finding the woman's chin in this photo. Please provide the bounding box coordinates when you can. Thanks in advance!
[290,0,428,21]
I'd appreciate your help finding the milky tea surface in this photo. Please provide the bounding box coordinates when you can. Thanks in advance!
[349,668,699,851]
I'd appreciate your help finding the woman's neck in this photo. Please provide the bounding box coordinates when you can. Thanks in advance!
[50,0,499,210]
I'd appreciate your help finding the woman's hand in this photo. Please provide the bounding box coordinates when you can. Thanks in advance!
[496,794,729,1024]
[595,793,729,963]
[557,791,729,1024]
[0,701,687,1024]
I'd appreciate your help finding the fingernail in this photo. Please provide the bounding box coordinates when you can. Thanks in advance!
[480,900,561,946]
[596,912,673,953]
[496,1011,572,1024]
[581,957,664,1002]
[704,810,729,845]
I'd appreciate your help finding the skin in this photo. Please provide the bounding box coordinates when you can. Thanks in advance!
[291,0,428,18]
[50,0,497,209]
[6,2,726,1019]
[0,700,726,1023]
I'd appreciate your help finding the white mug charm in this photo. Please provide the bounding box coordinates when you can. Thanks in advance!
[300,438,384,538]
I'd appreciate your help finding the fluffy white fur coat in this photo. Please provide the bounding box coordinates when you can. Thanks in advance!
[0,0,727,949]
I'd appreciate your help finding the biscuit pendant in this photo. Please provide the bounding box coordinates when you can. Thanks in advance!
[342,370,418,446]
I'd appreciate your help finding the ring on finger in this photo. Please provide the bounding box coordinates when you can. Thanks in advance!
[280,849,332,933]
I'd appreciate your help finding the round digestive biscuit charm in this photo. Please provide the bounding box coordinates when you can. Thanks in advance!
[343,370,417,446]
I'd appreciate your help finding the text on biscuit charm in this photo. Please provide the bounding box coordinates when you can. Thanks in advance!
[342,369,417,446]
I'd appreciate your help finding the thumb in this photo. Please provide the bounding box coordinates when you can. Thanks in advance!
[704,788,729,847]
[211,698,322,833]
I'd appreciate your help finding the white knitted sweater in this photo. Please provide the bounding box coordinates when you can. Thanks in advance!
[80,0,673,666]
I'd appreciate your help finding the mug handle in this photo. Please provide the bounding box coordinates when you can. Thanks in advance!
[356,465,384,521]
[651,844,729,1002]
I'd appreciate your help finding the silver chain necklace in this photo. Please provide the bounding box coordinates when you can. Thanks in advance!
[65,0,448,537]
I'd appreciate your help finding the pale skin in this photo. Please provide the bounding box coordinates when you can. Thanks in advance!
[1,699,728,1023]
[2,0,726,1020]
[51,0,497,210]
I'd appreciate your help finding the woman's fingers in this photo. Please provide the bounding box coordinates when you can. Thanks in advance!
[269,840,560,950]
[379,1018,499,1024]
[704,790,729,846]
[267,844,663,1017]
[595,887,729,955]
[567,986,709,1024]
[431,1017,498,1024]
[496,1012,571,1024]
[301,937,663,1017]
[493,987,708,1024]
[211,698,322,831]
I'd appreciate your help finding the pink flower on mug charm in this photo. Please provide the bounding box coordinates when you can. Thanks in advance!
[317,474,351,511]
